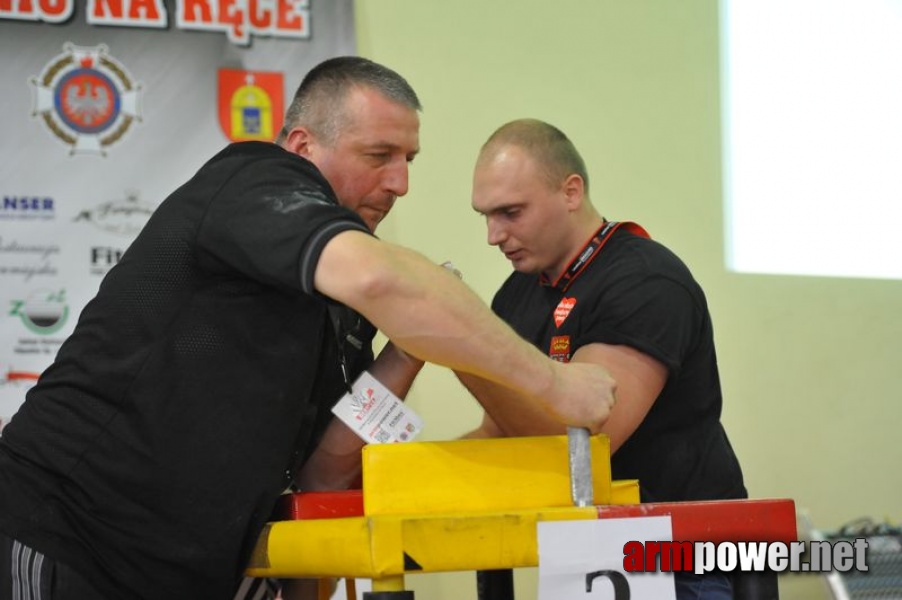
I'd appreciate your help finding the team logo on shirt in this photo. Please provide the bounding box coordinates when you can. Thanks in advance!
[549,335,571,363]
[218,69,284,142]
[553,297,577,327]
[30,43,142,156]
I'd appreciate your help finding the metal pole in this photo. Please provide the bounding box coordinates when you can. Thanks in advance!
[567,427,594,507]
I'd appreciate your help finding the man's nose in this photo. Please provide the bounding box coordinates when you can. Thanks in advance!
[384,160,409,197]
[486,217,507,246]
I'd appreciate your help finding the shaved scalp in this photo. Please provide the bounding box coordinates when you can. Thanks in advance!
[277,56,421,145]
[478,119,589,195]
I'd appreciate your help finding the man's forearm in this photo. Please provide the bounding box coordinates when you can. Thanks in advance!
[314,231,616,431]
[296,342,424,491]
[457,372,569,437]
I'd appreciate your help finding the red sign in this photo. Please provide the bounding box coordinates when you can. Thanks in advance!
[218,69,284,143]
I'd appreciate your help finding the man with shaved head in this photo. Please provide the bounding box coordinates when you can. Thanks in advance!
[463,118,746,599]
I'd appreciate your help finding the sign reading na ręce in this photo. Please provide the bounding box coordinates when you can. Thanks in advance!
[0,0,310,46]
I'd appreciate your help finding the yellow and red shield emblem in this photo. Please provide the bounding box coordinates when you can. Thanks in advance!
[218,69,284,142]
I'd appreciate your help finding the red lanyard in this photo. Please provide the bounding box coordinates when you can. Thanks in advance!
[541,221,650,293]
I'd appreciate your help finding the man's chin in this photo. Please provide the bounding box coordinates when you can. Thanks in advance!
[508,257,542,276]
[509,257,532,273]
[362,209,386,232]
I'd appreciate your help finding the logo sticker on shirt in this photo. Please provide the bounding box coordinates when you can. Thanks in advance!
[553,297,576,327]
[549,335,571,363]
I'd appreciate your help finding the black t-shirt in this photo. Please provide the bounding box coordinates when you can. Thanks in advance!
[492,224,747,503]
[0,142,375,600]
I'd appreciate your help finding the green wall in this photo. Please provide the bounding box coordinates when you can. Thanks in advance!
[353,1,901,597]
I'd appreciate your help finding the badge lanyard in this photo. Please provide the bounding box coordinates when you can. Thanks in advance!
[326,303,363,394]
[543,221,650,293]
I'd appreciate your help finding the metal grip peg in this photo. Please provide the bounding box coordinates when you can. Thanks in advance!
[567,426,594,507]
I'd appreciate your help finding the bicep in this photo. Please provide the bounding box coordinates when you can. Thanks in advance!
[313,229,386,305]
[571,342,667,453]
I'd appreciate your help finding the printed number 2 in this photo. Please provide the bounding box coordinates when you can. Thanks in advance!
[585,570,630,599]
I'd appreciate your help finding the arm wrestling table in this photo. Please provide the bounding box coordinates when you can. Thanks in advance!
[246,433,797,600]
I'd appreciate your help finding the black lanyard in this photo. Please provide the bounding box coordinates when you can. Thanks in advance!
[326,303,363,394]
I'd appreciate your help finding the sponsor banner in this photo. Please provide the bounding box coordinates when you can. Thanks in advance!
[0,0,356,432]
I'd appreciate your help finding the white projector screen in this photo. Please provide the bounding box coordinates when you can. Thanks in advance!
[720,0,902,280]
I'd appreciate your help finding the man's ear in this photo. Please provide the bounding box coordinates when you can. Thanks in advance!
[562,173,586,210]
[283,127,316,159]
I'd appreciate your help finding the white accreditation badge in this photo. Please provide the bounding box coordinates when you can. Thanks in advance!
[331,371,424,444]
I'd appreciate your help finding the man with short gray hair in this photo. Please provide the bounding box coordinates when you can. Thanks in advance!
[0,63,616,600]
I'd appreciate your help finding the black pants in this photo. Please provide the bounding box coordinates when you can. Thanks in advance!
[0,531,108,600]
